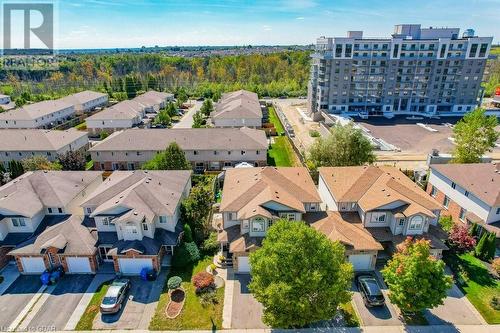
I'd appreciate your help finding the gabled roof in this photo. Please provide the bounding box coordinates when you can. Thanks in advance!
[59,90,107,106]
[0,171,102,218]
[304,211,383,251]
[0,100,74,121]
[9,215,97,256]
[220,167,321,218]
[431,163,500,207]
[0,129,88,152]
[133,91,173,107]
[89,127,268,151]
[319,166,441,217]
[82,170,191,217]
[212,90,262,120]
[86,100,144,121]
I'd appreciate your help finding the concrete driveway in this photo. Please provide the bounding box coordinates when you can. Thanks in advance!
[173,100,201,128]
[351,274,403,326]
[0,275,42,329]
[93,276,154,330]
[424,282,484,325]
[229,273,267,329]
[25,274,93,330]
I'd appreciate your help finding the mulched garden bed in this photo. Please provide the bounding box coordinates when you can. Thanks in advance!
[166,288,186,319]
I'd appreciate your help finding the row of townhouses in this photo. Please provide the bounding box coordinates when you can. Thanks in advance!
[0,129,89,168]
[0,170,191,274]
[1,163,497,276]
[89,127,268,172]
[211,90,264,128]
[307,24,493,119]
[0,91,108,129]
[85,91,174,135]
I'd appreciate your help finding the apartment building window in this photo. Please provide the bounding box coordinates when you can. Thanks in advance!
[451,182,456,189]
[11,218,26,227]
[459,208,466,221]
[393,44,399,58]
[430,186,437,197]
[469,44,478,57]
[443,196,450,208]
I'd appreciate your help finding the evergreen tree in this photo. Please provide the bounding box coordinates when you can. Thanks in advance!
[469,223,479,238]
[475,231,491,260]
[200,99,214,117]
[8,160,24,179]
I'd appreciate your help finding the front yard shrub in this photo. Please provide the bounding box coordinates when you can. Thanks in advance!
[167,276,182,290]
[491,296,500,311]
[448,224,476,253]
[191,271,215,293]
[492,258,500,275]
[475,231,496,261]
[183,224,193,243]
[172,242,200,267]
[199,290,218,306]
[201,232,219,255]
[438,215,454,232]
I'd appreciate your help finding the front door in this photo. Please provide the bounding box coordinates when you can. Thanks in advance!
[99,245,113,261]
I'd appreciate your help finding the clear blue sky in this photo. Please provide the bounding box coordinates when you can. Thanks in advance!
[53,0,500,49]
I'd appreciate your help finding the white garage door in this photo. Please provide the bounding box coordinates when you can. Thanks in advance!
[118,258,153,275]
[349,254,372,271]
[237,256,251,273]
[21,257,46,274]
[66,257,92,274]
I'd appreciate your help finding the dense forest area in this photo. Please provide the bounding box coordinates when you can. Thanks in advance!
[0,51,311,105]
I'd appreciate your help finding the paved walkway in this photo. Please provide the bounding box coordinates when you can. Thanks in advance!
[64,273,115,330]
[0,264,20,295]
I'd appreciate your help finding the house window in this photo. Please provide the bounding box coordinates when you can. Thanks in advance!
[252,217,266,232]
[443,196,450,208]
[142,223,148,231]
[256,150,260,155]
[451,182,456,189]
[48,208,53,214]
[267,220,274,229]
[230,212,237,220]
[58,208,63,214]
[309,203,317,211]
[371,212,386,223]
[399,218,405,226]
[48,252,57,266]
[409,216,423,230]
[459,208,466,221]
[242,220,249,229]
[241,150,246,155]
[11,218,26,227]
[159,216,167,224]
[86,207,92,215]
[430,186,437,197]
[497,207,500,215]
[464,191,469,197]
[193,151,198,155]
[102,217,110,226]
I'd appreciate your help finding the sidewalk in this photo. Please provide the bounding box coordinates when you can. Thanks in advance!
[64,273,115,330]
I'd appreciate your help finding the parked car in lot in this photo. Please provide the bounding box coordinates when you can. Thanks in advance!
[100,279,130,314]
[356,274,385,307]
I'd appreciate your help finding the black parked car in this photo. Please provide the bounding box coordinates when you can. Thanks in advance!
[356,274,385,307]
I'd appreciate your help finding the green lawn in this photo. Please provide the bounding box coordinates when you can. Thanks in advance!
[268,106,285,134]
[149,257,224,330]
[75,281,111,330]
[445,252,500,324]
[74,121,87,130]
[85,160,94,170]
[267,136,299,167]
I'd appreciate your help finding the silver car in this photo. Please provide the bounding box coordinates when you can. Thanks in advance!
[100,279,130,314]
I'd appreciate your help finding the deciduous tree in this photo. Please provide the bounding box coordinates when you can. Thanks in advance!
[452,108,499,163]
[142,142,191,170]
[57,150,86,171]
[200,99,214,117]
[21,156,61,171]
[381,238,452,314]
[307,123,375,169]
[448,224,476,253]
[249,220,353,328]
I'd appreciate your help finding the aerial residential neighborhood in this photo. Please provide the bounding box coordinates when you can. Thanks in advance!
[0,1,499,333]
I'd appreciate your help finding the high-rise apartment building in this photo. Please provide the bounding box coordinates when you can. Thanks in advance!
[308,24,493,120]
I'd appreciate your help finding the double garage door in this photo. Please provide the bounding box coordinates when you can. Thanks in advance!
[118,258,153,275]
[20,256,93,274]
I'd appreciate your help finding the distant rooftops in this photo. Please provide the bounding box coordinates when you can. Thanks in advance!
[0,99,74,121]
[0,128,87,152]
[59,90,107,106]
[212,90,262,120]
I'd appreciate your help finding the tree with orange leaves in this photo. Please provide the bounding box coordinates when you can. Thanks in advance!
[381,237,452,315]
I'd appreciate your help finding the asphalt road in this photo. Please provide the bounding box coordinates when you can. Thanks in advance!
[0,275,42,329]
[25,274,93,330]
[173,100,202,128]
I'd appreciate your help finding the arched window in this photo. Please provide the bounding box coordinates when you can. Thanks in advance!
[409,215,423,230]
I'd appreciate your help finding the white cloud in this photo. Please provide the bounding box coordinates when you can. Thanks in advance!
[296,17,305,20]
